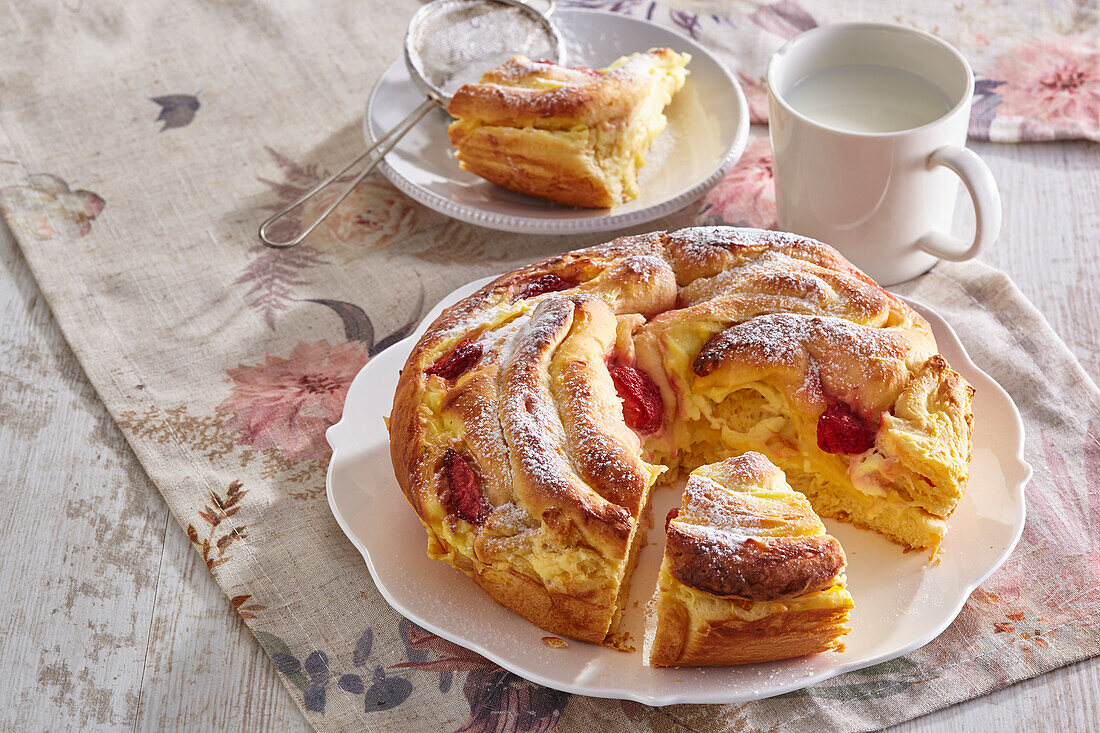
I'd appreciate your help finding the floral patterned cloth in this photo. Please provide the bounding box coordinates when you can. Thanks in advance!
[0,1,1098,731]
[565,0,1100,142]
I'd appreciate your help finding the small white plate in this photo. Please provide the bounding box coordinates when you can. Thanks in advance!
[326,276,1029,706]
[364,8,749,234]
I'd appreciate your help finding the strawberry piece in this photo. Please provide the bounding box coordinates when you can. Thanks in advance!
[817,401,877,455]
[426,340,482,380]
[441,449,488,525]
[608,364,663,435]
[515,273,577,300]
[665,507,680,530]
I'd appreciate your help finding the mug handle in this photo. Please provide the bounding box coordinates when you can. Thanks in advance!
[917,146,1002,262]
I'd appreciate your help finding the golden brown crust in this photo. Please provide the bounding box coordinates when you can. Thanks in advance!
[447,50,682,129]
[390,226,972,649]
[550,297,653,515]
[500,296,633,555]
[388,235,668,518]
[388,236,672,524]
[665,528,845,601]
[663,226,896,300]
[390,245,676,642]
[651,453,852,666]
[664,454,847,601]
[875,353,976,517]
[389,365,430,519]
[446,49,690,207]
[649,591,851,667]
[471,563,614,645]
[446,124,619,207]
[689,313,921,429]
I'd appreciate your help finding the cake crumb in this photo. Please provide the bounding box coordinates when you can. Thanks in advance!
[604,631,636,653]
[541,636,568,649]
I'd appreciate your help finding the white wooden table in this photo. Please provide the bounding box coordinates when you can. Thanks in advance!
[2,140,1097,731]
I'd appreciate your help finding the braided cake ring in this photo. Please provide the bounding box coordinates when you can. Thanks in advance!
[388,226,974,648]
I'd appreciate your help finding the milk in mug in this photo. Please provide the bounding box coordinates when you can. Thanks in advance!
[784,64,953,133]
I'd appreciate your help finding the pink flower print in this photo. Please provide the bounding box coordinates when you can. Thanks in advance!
[698,136,776,229]
[985,36,1100,134]
[738,73,770,124]
[217,340,367,461]
[0,174,104,240]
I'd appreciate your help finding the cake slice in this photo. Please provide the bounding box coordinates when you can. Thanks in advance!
[446,48,690,208]
[650,452,853,667]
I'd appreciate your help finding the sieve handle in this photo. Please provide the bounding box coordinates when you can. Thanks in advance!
[258,97,438,249]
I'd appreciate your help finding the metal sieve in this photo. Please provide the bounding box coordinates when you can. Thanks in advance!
[259,0,564,248]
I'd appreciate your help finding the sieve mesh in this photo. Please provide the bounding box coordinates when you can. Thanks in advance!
[260,0,562,248]
[405,0,564,102]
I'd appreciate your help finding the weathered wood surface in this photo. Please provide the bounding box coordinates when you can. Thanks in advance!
[0,140,1096,731]
[0,229,309,731]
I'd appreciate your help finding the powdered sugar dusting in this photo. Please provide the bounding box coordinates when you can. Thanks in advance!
[677,523,753,562]
[482,57,601,86]
[617,254,668,283]
[708,314,899,367]
[500,296,650,516]
[489,501,537,535]
[669,226,814,261]
[410,0,560,97]
[680,464,772,531]
[499,299,578,499]
[401,225,947,639]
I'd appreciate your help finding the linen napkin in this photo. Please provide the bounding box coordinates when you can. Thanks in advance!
[1,1,1097,730]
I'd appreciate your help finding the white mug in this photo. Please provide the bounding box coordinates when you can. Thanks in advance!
[766,23,1001,285]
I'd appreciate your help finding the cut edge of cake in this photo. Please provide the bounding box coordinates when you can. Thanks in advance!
[649,453,854,667]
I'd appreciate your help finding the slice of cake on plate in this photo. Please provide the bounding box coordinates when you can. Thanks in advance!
[650,452,853,667]
[446,48,690,207]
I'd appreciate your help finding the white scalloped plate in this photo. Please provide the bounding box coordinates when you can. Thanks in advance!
[326,275,1029,706]
[363,8,749,234]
